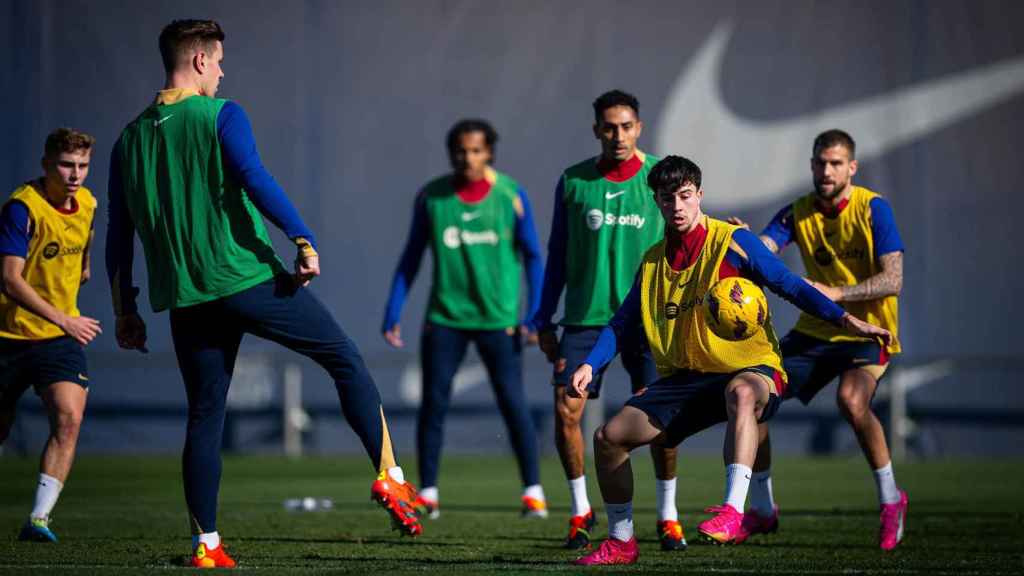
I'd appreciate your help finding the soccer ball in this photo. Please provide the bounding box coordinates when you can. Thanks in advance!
[703,277,768,341]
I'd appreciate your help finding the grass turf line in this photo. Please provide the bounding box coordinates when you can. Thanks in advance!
[1,455,1022,574]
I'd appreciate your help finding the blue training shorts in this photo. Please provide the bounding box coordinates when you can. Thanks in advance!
[626,364,782,447]
[780,330,890,405]
[551,326,659,398]
[0,336,89,407]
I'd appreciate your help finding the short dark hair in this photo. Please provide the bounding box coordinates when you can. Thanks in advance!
[159,19,225,73]
[44,127,95,160]
[446,119,499,161]
[647,155,702,194]
[813,129,856,159]
[593,90,639,123]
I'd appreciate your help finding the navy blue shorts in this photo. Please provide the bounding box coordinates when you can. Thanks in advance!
[625,364,782,447]
[551,326,658,398]
[0,336,89,408]
[781,331,890,405]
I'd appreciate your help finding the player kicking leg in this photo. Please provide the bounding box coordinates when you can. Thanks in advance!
[107,20,420,567]
[734,130,907,550]
[570,155,891,565]
[0,128,100,543]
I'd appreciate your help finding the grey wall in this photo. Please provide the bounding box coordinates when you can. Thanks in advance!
[3,1,1022,454]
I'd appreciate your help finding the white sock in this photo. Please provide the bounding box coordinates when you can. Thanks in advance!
[724,464,752,512]
[606,501,634,542]
[419,486,439,503]
[873,462,901,505]
[387,466,405,484]
[197,531,220,550]
[523,484,545,501]
[655,478,678,522]
[568,476,590,517]
[30,473,63,520]
[749,470,776,515]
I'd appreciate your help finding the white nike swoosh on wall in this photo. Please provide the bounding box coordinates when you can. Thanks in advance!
[657,22,1024,210]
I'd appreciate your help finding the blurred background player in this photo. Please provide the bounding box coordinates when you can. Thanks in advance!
[731,129,907,550]
[381,119,547,518]
[531,90,685,551]
[570,156,892,565]
[0,128,101,543]
[106,19,421,568]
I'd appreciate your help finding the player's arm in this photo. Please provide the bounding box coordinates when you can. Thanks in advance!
[570,274,642,397]
[80,220,94,285]
[381,192,430,348]
[217,101,319,285]
[726,205,792,254]
[731,228,892,346]
[812,198,904,302]
[105,138,147,352]
[532,177,569,361]
[0,202,100,346]
[513,187,544,343]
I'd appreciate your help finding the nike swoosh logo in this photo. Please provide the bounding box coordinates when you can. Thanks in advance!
[461,211,481,222]
[605,191,626,200]
[657,22,1024,210]
[153,114,173,127]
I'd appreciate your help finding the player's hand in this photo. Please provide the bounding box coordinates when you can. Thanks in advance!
[569,364,593,398]
[60,314,101,346]
[840,313,893,348]
[520,325,538,346]
[806,278,842,301]
[80,265,91,285]
[295,254,320,287]
[726,216,750,230]
[383,324,404,348]
[538,329,558,362]
[116,313,148,353]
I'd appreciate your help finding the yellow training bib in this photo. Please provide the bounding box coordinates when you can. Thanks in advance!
[791,186,900,353]
[639,217,785,386]
[0,182,95,340]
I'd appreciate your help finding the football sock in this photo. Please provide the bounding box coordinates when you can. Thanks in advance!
[606,501,634,542]
[724,464,752,512]
[523,484,545,501]
[387,466,405,484]
[873,462,901,505]
[568,475,591,517]
[749,470,776,515]
[193,531,220,550]
[30,473,63,520]
[655,477,678,521]
[419,486,439,503]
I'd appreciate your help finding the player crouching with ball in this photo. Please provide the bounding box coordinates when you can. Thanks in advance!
[569,155,891,565]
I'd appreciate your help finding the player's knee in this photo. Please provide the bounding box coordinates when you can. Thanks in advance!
[837,386,868,420]
[555,394,584,428]
[594,424,620,452]
[53,410,83,444]
[727,382,758,413]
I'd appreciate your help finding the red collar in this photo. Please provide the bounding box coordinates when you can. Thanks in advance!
[815,196,850,218]
[665,222,707,271]
[597,153,643,183]
[454,176,492,203]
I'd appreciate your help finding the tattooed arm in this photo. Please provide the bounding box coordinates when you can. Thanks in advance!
[808,251,903,302]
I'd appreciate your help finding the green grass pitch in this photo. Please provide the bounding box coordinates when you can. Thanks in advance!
[1,454,1022,574]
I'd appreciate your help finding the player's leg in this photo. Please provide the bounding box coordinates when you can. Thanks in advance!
[416,323,469,517]
[225,277,420,535]
[621,333,684,550]
[742,332,833,541]
[474,328,545,517]
[551,327,602,548]
[836,362,907,550]
[699,368,779,544]
[170,301,242,567]
[14,337,90,543]
[573,405,661,565]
